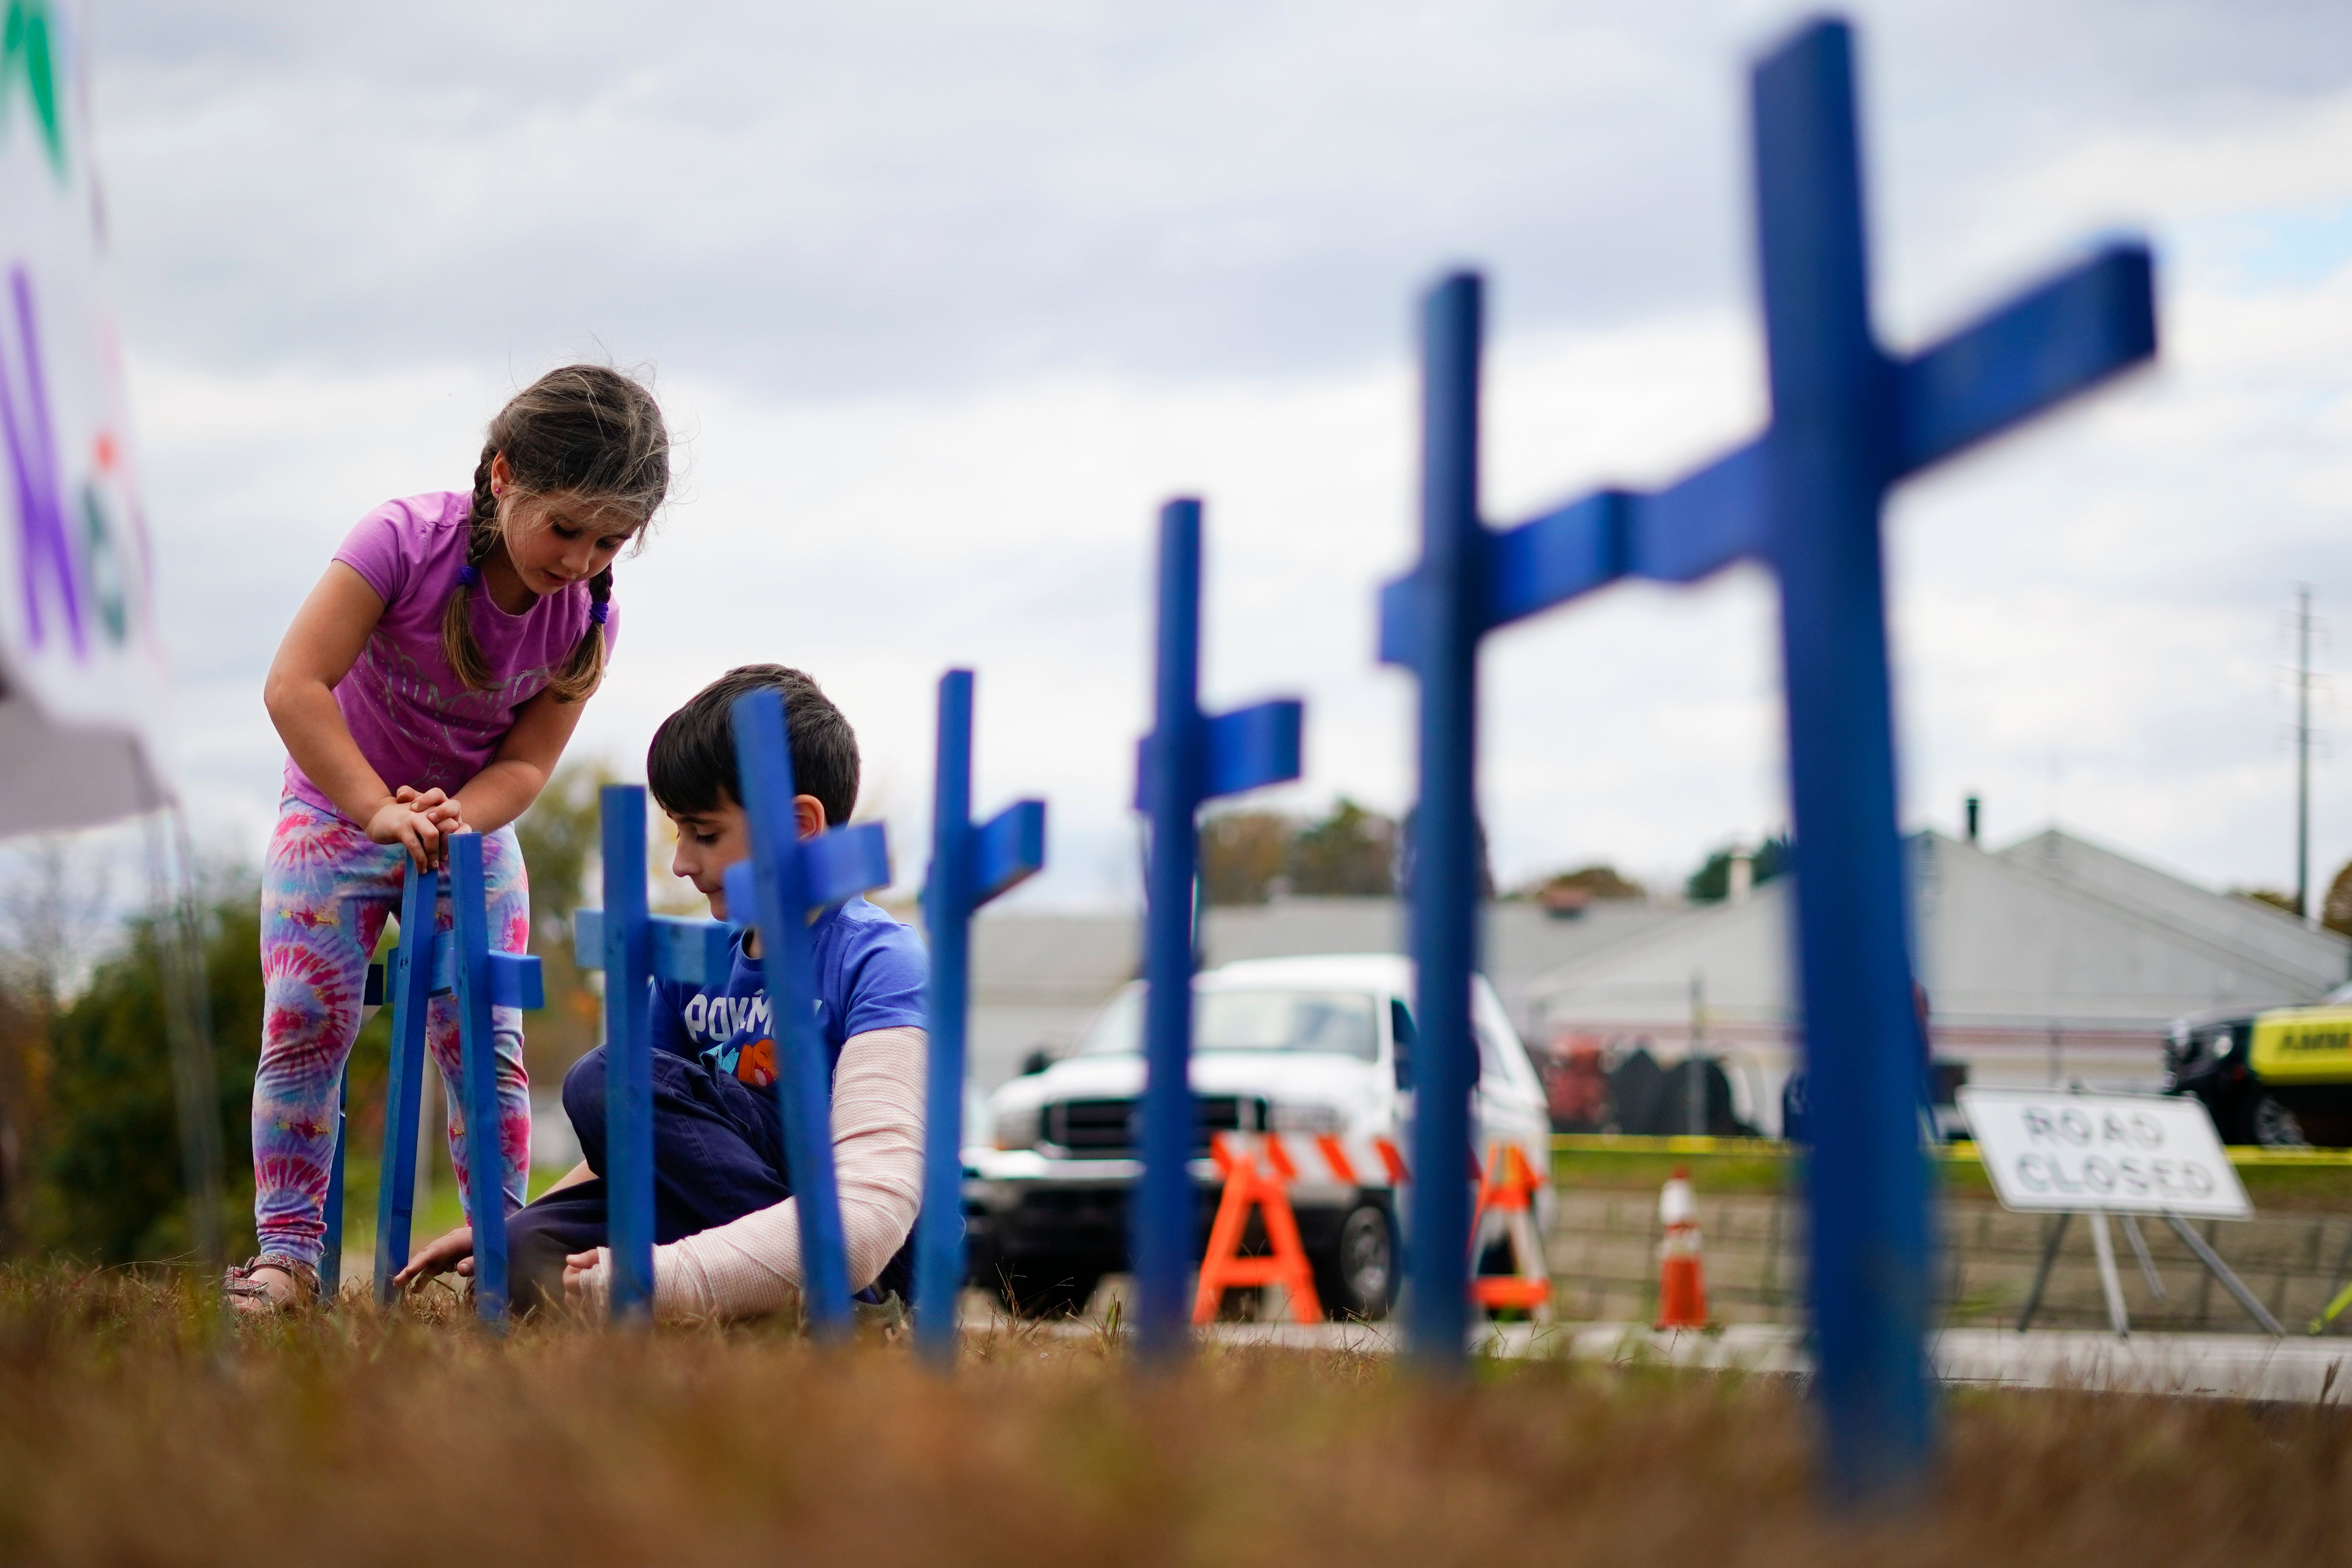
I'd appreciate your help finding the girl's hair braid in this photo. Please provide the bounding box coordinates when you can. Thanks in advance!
[438,365,669,702]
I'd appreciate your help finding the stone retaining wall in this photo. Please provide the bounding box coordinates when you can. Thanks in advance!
[1543,1189,2352,1334]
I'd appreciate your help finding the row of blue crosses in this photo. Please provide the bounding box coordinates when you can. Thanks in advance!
[320,15,2155,1505]
[330,680,1044,1348]
[1140,14,2156,1503]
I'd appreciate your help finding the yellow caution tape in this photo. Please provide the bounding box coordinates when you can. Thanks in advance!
[1549,1133,2352,1167]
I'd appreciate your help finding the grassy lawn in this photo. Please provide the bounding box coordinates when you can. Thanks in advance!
[0,1266,2344,1567]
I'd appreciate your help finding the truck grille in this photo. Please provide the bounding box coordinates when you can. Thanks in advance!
[1043,1095,1265,1158]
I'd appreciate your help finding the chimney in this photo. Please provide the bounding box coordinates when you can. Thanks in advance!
[1964,794,1981,846]
[1728,844,1754,904]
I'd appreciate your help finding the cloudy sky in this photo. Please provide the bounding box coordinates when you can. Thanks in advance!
[87,0,2352,909]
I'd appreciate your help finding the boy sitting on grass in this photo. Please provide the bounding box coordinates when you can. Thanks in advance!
[396,664,929,1319]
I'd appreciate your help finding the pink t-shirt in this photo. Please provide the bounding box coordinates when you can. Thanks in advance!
[281,490,621,820]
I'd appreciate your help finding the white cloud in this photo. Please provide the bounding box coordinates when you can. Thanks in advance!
[92,1,2352,918]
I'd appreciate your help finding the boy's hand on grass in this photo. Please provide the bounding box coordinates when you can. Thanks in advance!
[392,1225,475,1288]
[563,1248,611,1314]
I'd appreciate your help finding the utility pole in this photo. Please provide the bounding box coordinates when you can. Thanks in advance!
[1688,970,1706,1136]
[2295,585,2316,922]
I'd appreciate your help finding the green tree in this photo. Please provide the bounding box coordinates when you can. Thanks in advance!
[2325,862,2352,938]
[37,881,264,1263]
[514,760,615,1080]
[516,760,611,929]
[0,984,36,1249]
[1200,812,1288,906]
[1686,834,1794,904]
[1524,864,1646,902]
[1286,798,1396,897]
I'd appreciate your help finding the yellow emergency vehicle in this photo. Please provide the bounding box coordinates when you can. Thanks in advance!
[2167,993,2352,1146]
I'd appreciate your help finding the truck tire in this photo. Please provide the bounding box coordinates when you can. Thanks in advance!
[2249,1091,2310,1148]
[992,1257,1102,1319]
[1312,1202,1396,1321]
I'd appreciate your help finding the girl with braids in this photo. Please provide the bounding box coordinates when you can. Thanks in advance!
[231,365,669,1312]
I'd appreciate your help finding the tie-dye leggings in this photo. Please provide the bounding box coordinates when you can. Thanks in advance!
[253,797,532,1270]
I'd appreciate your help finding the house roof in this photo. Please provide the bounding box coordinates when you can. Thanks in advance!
[1526,828,2350,1036]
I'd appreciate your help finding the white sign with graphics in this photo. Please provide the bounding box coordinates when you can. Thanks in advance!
[1957,1087,2250,1220]
[0,0,174,837]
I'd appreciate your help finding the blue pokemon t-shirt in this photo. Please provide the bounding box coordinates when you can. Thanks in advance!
[648,895,928,1087]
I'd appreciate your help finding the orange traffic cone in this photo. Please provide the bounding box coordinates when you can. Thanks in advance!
[1654,1165,1708,1330]
[1469,1142,1552,1318]
[1192,1133,1323,1324]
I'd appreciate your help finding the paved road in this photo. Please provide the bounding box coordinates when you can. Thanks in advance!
[342,1258,2352,1403]
[1129,1320,2352,1403]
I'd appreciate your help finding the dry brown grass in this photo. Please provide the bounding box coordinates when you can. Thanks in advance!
[0,1265,2344,1567]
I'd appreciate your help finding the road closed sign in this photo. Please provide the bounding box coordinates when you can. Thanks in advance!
[1956,1088,2250,1220]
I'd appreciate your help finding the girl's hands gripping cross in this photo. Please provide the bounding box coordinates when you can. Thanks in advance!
[370,785,468,870]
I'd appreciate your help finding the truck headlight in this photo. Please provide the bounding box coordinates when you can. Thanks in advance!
[993,1105,1040,1150]
[1269,1101,1348,1137]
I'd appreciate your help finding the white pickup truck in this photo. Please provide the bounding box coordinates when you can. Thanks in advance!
[965,953,1555,1319]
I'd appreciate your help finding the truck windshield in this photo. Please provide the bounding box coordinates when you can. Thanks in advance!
[1079,987,1380,1062]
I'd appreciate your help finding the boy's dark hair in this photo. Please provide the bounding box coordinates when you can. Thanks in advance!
[442,364,670,703]
[648,664,859,827]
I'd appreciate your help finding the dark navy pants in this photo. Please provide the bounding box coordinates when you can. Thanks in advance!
[505,1046,789,1314]
[505,1045,915,1315]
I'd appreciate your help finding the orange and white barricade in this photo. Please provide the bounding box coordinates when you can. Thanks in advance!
[1469,1141,1552,1319]
[1192,1132,1323,1323]
[1255,1129,1412,1195]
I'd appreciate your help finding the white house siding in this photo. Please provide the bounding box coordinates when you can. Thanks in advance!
[967,914,1140,1090]
[962,895,1676,1090]
[1527,829,2352,1134]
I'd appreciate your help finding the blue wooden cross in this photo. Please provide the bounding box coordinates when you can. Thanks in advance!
[723,690,895,1342]
[363,864,439,1306]
[344,846,545,1320]
[569,783,734,1321]
[1133,497,1304,1354]
[320,1047,352,1298]
[1377,17,2153,1499]
[446,832,525,1322]
[913,669,1047,1362]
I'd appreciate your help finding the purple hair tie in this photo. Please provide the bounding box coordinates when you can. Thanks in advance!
[589,601,610,625]
[456,564,482,588]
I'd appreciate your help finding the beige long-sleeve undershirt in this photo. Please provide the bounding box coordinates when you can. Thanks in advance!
[577,1024,927,1322]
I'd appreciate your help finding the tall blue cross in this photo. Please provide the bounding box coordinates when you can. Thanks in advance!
[366,864,440,1306]
[1133,497,1304,1354]
[1377,17,2153,1498]
[913,669,1047,1362]
[569,784,735,1321]
[320,1058,351,1298]
[446,831,523,1323]
[724,691,895,1341]
[350,854,543,1315]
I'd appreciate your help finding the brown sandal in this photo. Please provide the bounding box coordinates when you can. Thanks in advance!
[224,1255,319,1314]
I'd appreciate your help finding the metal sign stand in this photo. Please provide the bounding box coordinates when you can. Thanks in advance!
[1376,15,2153,1501]
[913,669,1046,1363]
[2015,1209,2284,1338]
